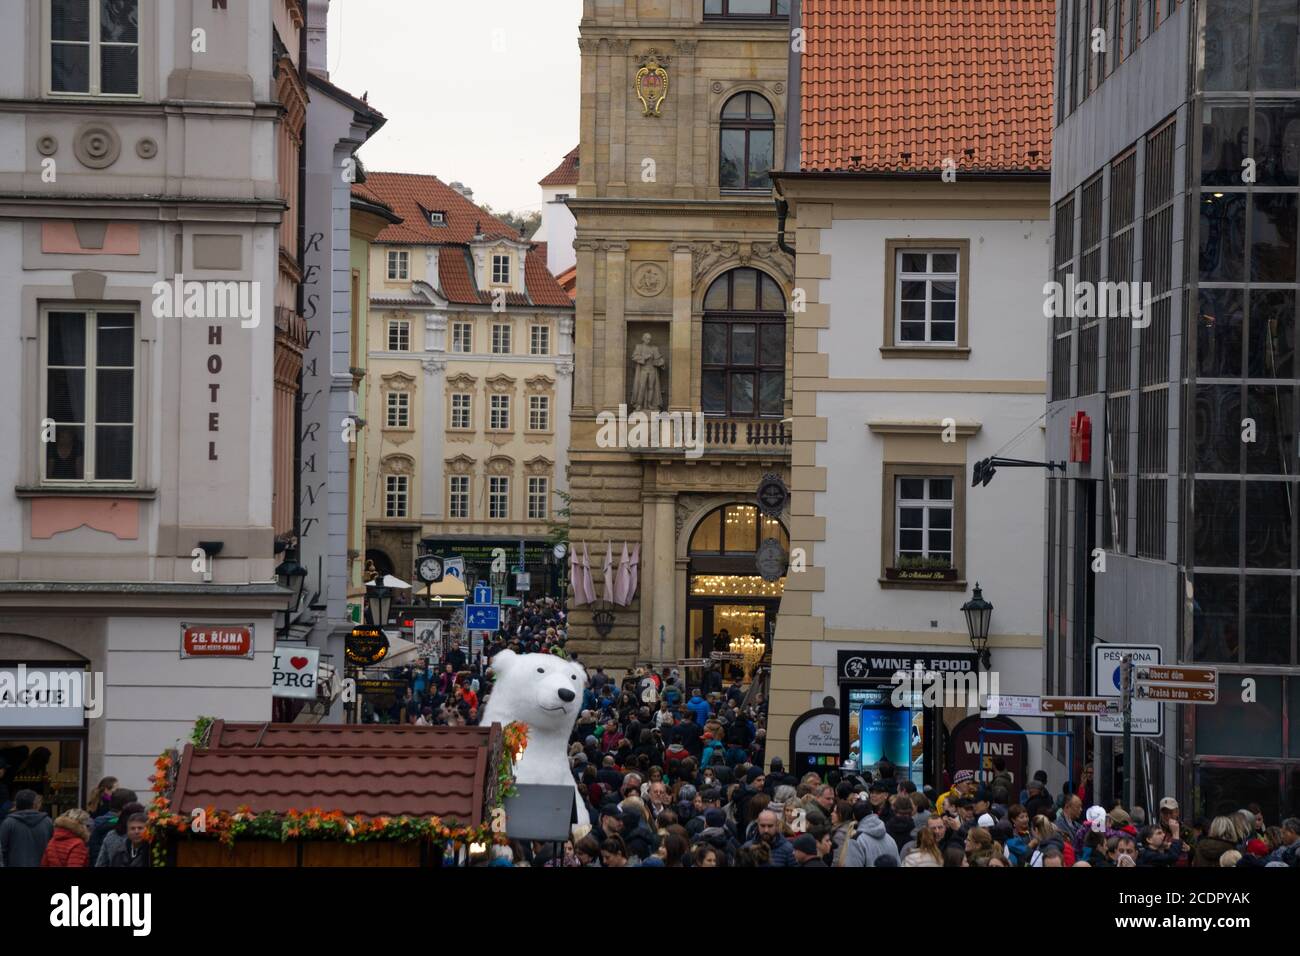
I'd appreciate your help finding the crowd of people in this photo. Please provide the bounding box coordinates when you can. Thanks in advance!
[6,593,1299,871]
[0,779,152,867]
[472,668,1300,866]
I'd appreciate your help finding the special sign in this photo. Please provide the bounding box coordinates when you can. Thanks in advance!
[181,624,254,659]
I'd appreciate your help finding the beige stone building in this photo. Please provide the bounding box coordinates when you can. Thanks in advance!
[358,174,575,592]
[567,0,796,670]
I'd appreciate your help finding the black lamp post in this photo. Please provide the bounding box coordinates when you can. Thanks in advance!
[274,552,308,637]
[366,582,393,629]
[961,582,993,670]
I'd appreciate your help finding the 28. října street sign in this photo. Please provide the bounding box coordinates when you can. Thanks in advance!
[1040,696,1120,716]
[1134,684,1218,704]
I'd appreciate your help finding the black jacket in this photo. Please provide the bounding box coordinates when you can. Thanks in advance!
[0,809,53,867]
[105,841,150,868]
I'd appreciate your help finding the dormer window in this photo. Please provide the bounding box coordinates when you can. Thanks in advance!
[429,210,445,226]
[492,254,511,285]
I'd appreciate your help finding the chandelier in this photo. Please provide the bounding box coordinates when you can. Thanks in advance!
[728,633,766,685]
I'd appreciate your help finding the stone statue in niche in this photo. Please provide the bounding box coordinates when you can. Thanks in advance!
[630,332,665,412]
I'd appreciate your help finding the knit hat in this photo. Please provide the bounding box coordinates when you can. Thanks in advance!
[704,808,726,828]
[1246,839,1270,857]
[791,834,818,855]
[678,784,697,802]
[977,813,997,828]
[746,767,764,783]
[953,770,975,786]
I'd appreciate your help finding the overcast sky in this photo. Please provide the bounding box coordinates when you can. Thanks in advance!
[326,0,583,214]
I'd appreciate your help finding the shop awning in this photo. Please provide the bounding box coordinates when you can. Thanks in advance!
[420,577,467,604]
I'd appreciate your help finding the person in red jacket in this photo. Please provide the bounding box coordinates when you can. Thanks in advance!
[40,810,92,868]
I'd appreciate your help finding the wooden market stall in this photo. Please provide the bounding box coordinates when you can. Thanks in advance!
[158,721,503,867]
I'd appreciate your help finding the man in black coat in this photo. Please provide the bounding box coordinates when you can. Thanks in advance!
[672,710,703,758]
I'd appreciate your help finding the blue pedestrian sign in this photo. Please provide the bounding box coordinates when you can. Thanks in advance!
[473,583,493,605]
[465,604,501,632]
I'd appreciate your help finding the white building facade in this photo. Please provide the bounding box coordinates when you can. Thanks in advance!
[0,0,297,801]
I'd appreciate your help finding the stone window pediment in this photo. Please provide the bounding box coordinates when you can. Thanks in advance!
[486,455,515,476]
[382,454,415,476]
[381,371,417,391]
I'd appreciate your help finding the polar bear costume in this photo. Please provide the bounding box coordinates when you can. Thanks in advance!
[479,649,590,824]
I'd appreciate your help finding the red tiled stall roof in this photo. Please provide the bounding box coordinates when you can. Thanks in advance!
[208,721,492,750]
[170,722,500,823]
[539,146,579,186]
[799,0,1054,175]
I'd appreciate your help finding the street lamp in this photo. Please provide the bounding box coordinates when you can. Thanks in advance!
[274,552,308,636]
[366,583,393,628]
[961,582,993,670]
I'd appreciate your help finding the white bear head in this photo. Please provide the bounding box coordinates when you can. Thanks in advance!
[484,650,588,733]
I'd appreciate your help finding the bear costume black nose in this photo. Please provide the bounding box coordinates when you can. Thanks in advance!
[557,688,576,702]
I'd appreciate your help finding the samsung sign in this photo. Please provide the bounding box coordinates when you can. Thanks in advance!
[837,650,980,683]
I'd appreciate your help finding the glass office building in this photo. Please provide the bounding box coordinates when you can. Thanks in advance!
[1046,0,1299,818]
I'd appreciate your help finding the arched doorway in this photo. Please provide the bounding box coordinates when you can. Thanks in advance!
[685,503,787,660]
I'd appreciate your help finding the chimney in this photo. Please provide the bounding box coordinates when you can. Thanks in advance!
[306,0,330,76]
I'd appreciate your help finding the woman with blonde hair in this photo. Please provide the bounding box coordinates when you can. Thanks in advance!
[901,824,943,866]
[1193,815,1238,866]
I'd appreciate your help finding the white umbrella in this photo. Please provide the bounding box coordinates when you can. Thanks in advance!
[602,540,615,605]
[378,574,411,590]
[614,541,632,606]
[627,543,640,605]
[581,542,596,611]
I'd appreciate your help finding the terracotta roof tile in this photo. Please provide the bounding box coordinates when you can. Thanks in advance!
[539,146,580,186]
[800,0,1054,174]
[362,172,518,246]
[359,173,573,309]
[554,264,577,300]
[525,247,577,307]
[170,722,499,824]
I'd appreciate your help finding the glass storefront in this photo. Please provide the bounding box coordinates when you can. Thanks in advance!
[686,504,787,663]
[0,738,83,819]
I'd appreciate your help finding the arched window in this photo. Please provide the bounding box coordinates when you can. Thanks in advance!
[702,268,786,417]
[720,92,775,191]
[689,504,789,555]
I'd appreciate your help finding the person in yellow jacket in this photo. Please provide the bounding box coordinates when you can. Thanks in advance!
[935,769,977,816]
